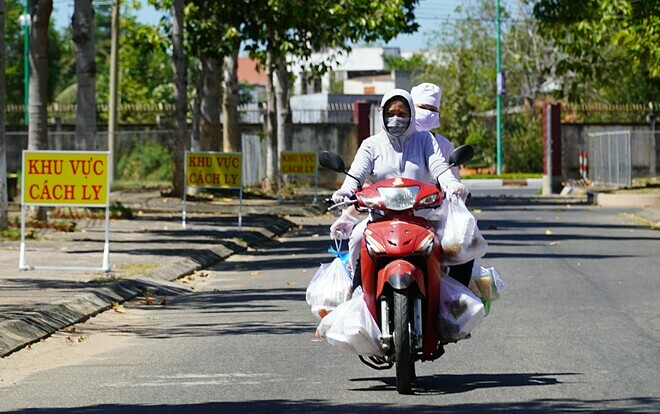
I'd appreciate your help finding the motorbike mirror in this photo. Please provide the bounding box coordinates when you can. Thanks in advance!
[448,144,474,167]
[319,151,346,173]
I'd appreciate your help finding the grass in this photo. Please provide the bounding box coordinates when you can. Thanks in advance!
[461,173,543,180]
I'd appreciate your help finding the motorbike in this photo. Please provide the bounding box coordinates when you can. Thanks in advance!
[319,145,474,394]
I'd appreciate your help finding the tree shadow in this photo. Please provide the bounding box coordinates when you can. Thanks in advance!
[7,396,660,413]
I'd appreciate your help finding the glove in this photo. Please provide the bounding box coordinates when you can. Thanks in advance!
[446,181,469,203]
[330,210,361,240]
[332,188,354,204]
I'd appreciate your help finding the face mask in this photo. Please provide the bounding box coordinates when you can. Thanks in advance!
[415,109,439,131]
[385,116,410,137]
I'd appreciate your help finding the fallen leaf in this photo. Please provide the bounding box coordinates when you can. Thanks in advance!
[144,297,154,305]
[160,299,167,306]
[77,335,87,342]
[545,230,553,235]
[60,246,70,251]
[250,271,261,276]
[112,302,126,313]
[472,209,482,214]
[64,327,76,333]
[180,279,188,284]
[287,282,296,286]
[163,226,169,231]
[312,234,320,238]
[186,276,195,281]
[549,241,560,246]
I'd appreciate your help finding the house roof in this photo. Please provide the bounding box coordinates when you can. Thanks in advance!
[238,57,268,86]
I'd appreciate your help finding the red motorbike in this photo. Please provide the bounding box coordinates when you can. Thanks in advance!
[320,145,474,394]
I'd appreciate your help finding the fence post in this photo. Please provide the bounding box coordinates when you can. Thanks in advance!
[543,103,562,194]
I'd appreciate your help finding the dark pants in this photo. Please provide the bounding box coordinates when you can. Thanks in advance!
[448,260,474,287]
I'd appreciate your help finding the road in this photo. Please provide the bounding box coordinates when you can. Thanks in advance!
[1,198,659,413]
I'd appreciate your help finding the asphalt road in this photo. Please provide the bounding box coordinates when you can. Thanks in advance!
[1,198,658,413]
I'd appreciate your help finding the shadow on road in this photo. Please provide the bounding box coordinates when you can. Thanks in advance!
[7,396,659,413]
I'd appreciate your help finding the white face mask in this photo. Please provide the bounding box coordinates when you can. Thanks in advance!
[385,116,410,137]
[415,109,440,131]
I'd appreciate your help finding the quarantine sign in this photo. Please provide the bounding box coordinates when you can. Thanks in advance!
[22,151,109,207]
[185,152,242,188]
[280,152,317,175]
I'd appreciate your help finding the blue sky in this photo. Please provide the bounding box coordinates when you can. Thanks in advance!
[51,0,462,52]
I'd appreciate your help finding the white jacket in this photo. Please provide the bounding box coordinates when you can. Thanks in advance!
[340,89,459,194]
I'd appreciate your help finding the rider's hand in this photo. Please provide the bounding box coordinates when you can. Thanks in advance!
[330,210,360,240]
[331,189,354,204]
[446,182,469,203]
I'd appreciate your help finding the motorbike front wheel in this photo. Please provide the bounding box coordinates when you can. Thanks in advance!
[393,289,415,394]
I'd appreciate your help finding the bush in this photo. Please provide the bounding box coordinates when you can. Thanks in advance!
[117,141,173,182]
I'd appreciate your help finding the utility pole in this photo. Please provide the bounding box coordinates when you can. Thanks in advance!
[496,0,503,175]
[108,0,120,182]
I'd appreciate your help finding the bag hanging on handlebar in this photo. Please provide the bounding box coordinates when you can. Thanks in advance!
[438,198,488,266]
[306,242,353,320]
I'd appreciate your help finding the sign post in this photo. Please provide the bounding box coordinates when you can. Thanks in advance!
[183,152,243,230]
[20,151,111,271]
[279,151,318,203]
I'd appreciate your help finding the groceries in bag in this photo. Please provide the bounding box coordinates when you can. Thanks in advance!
[316,289,384,357]
[305,244,353,319]
[437,199,488,266]
[438,274,485,342]
[468,261,505,315]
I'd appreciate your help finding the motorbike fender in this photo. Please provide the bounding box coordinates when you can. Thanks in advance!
[376,260,426,299]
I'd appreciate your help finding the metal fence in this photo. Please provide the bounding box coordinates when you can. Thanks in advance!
[587,131,632,188]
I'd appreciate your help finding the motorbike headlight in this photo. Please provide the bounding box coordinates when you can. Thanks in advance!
[377,186,419,211]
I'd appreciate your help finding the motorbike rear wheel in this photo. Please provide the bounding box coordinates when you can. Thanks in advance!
[393,289,415,394]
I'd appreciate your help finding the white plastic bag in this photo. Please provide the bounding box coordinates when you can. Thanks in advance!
[316,291,383,356]
[468,260,505,316]
[468,260,505,301]
[306,257,352,319]
[438,198,488,266]
[438,274,485,342]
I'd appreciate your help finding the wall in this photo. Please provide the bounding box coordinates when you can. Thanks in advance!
[561,123,658,179]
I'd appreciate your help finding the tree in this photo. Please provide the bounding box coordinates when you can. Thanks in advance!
[27,0,52,151]
[532,0,660,103]
[72,0,97,150]
[170,0,188,196]
[244,0,420,188]
[222,37,240,152]
[0,0,9,231]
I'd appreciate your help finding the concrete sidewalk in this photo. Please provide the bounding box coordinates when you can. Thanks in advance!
[0,191,326,357]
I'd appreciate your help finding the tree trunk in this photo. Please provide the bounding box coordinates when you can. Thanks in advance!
[222,37,241,153]
[274,57,292,152]
[200,55,221,151]
[72,0,97,150]
[28,0,52,222]
[264,47,278,191]
[170,0,188,197]
[27,0,52,151]
[0,0,9,230]
[191,58,202,152]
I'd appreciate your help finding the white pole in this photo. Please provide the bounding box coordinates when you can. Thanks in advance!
[101,204,111,271]
[182,151,188,229]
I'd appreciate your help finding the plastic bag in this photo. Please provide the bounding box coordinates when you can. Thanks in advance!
[468,261,505,316]
[438,198,488,266]
[306,243,353,319]
[316,291,383,356]
[438,273,485,342]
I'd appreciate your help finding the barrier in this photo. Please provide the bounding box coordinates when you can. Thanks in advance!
[183,151,243,230]
[19,151,111,271]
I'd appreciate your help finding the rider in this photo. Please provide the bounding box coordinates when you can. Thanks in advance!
[329,89,468,287]
[410,82,474,286]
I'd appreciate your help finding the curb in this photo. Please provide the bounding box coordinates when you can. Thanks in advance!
[0,216,294,357]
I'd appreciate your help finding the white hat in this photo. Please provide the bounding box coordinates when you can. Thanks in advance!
[410,83,442,109]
